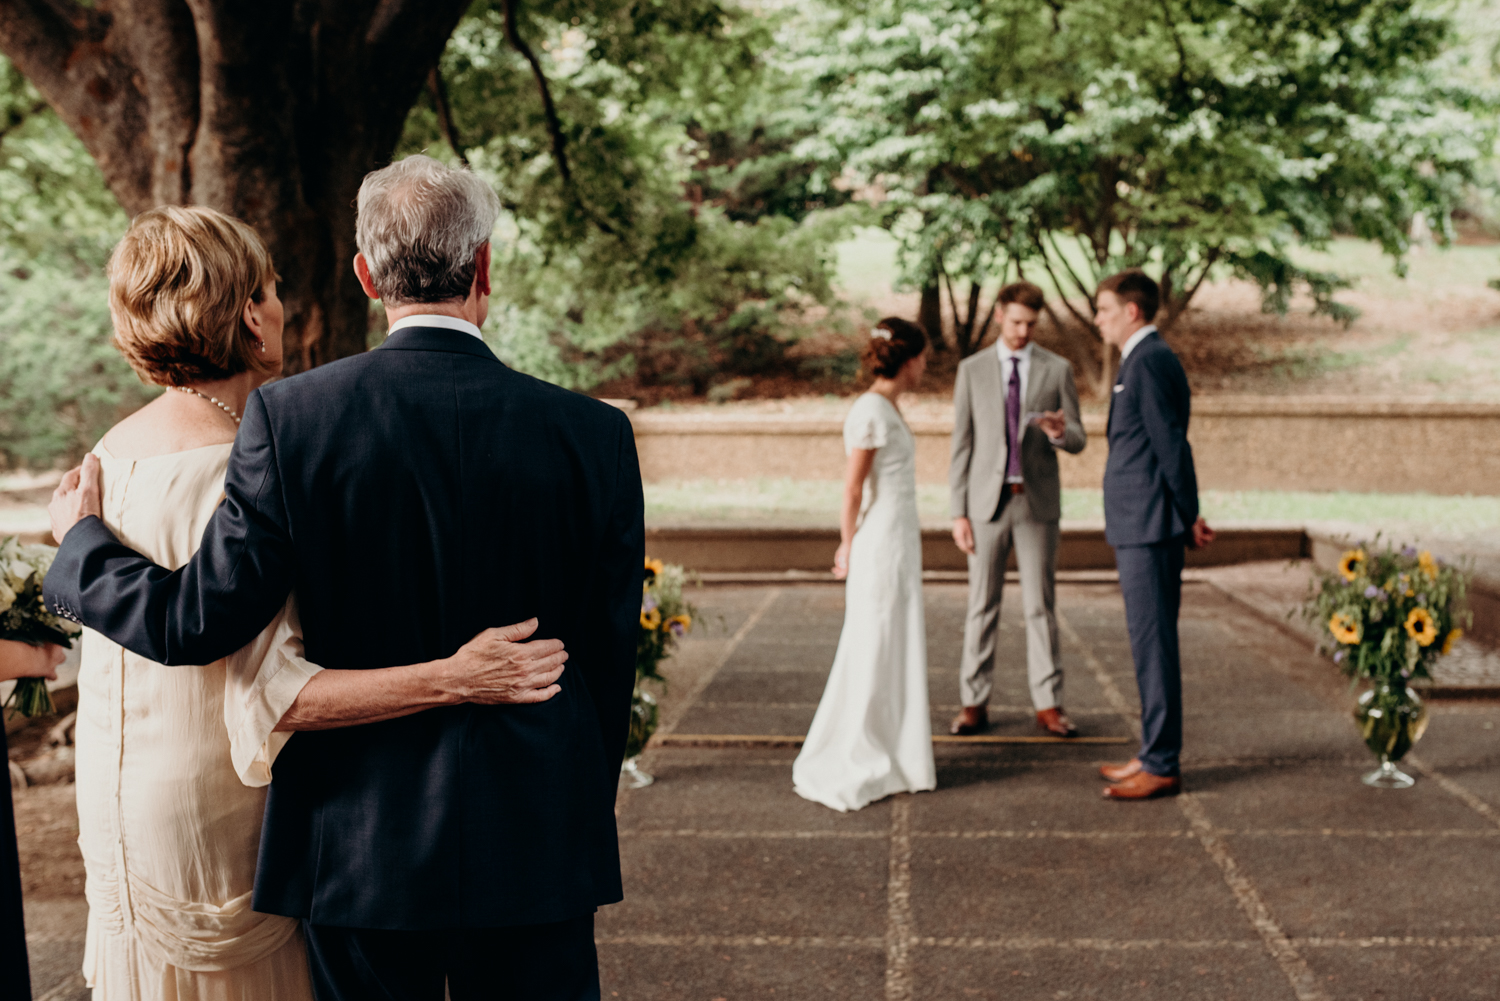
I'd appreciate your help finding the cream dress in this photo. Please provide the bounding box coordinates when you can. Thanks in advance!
[792,393,936,811]
[74,442,322,1000]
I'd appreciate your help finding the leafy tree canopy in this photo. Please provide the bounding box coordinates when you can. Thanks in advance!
[784,0,1497,382]
[398,0,855,393]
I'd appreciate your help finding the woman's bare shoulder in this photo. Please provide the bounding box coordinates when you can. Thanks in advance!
[100,394,236,459]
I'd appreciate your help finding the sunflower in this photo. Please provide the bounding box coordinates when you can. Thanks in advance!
[1337,549,1365,582]
[667,614,692,636]
[1404,607,1437,647]
[640,608,662,630]
[644,557,665,578]
[1442,628,1463,655]
[1418,550,1439,580]
[1328,612,1362,645]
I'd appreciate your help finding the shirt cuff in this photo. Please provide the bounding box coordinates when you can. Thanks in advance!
[227,611,324,788]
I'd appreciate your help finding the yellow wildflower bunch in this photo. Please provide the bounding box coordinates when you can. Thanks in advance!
[1328,612,1362,645]
[1404,608,1437,647]
[1302,539,1471,686]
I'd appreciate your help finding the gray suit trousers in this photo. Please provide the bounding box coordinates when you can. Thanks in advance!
[959,492,1063,710]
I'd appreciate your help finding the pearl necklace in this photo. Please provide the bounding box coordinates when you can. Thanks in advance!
[173,386,241,425]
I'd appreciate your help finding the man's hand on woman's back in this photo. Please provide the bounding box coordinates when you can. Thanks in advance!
[439,618,568,704]
[48,453,103,544]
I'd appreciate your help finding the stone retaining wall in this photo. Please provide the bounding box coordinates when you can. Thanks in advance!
[631,397,1500,495]
[646,524,1309,574]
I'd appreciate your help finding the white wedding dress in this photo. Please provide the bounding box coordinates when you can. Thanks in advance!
[793,393,936,811]
[74,441,320,1000]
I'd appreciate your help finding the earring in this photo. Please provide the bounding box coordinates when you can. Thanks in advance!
[256,339,266,353]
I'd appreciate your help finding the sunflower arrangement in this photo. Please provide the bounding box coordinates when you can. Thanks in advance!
[1,536,81,717]
[1302,542,1470,685]
[626,557,697,762]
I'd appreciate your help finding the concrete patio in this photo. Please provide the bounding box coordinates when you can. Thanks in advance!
[19,575,1500,999]
[601,581,1500,1000]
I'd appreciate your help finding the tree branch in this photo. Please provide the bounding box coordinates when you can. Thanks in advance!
[1033,234,1097,333]
[0,0,154,210]
[0,98,47,146]
[1043,231,1097,314]
[1161,246,1220,330]
[427,66,469,168]
[502,0,571,186]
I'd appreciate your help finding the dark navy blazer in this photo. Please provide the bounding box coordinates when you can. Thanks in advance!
[44,326,643,930]
[1102,330,1199,547]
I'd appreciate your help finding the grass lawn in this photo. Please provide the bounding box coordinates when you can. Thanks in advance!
[645,478,1500,547]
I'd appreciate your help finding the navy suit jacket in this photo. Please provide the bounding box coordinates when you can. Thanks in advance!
[44,326,644,929]
[1102,331,1199,547]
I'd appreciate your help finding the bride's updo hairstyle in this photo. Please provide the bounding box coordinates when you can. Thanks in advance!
[107,205,279,387]
[863,317,928,379]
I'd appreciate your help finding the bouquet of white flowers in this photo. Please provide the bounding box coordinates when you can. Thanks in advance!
[1,536,80,717]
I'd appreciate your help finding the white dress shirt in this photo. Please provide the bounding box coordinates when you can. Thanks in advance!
[1118,324,1158,364]
[387,313,485,341]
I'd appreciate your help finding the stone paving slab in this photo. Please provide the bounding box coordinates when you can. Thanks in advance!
[611,582,1500,1000]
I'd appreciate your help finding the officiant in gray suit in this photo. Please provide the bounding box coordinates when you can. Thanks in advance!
[948,282,1087,737]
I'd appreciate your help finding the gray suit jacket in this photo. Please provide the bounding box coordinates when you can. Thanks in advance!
[949,344,1087,523]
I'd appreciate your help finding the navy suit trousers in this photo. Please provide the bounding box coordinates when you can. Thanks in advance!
[1114,539,1186,777]
[303,914,599,1001]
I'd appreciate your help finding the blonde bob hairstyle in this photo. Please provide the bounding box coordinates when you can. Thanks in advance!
[108,206,280,387]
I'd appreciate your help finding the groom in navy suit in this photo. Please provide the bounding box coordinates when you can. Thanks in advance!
[1093,270,1213,801]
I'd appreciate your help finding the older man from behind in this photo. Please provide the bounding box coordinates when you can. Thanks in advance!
[44,155,642,1000]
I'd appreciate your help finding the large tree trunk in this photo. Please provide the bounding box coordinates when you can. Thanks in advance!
[918,281,944,351]
[0,0,470,372]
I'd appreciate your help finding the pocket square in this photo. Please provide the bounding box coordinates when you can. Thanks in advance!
[1113,384,1124,393]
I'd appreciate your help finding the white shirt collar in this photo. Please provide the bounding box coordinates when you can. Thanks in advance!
[1119,324,1157,363]
[996,340,1034,364]
[387,313,484,341]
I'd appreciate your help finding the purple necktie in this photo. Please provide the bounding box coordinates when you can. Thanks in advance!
[1005,357,1022,478]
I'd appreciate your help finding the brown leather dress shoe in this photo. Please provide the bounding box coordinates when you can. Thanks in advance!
[1099,758,1144,783]
[1036,708,1077,737]
[1102,771,1180,800]
[949,705,988,736]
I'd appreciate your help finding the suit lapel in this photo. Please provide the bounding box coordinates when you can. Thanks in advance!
[979,349,1005,423]
[1107,332,1159,436]
[1023,349,1048,414]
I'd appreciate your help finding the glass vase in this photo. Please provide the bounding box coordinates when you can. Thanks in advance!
[620,756,654,789]
[620,688,658,789]
[1354,682,1429,789]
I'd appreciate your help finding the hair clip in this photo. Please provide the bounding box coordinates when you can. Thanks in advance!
[870,327,892,341]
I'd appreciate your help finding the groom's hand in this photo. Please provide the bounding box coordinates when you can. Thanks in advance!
[441,618,568,704]
[48,454,103,544]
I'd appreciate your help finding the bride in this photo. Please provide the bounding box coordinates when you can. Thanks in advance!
[793,317,936,811]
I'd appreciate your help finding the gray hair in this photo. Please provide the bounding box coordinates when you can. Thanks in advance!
[355,155,502,306]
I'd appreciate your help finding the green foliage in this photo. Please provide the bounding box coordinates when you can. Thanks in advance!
[784,0,1497,368]
[0,59,148,468]
[400,0,853,391]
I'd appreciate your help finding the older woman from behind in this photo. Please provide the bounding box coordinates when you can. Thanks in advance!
[70,206,564,1000]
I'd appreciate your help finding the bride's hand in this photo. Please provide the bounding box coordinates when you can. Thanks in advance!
[832,541,851,580]
[438,618,568,705]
